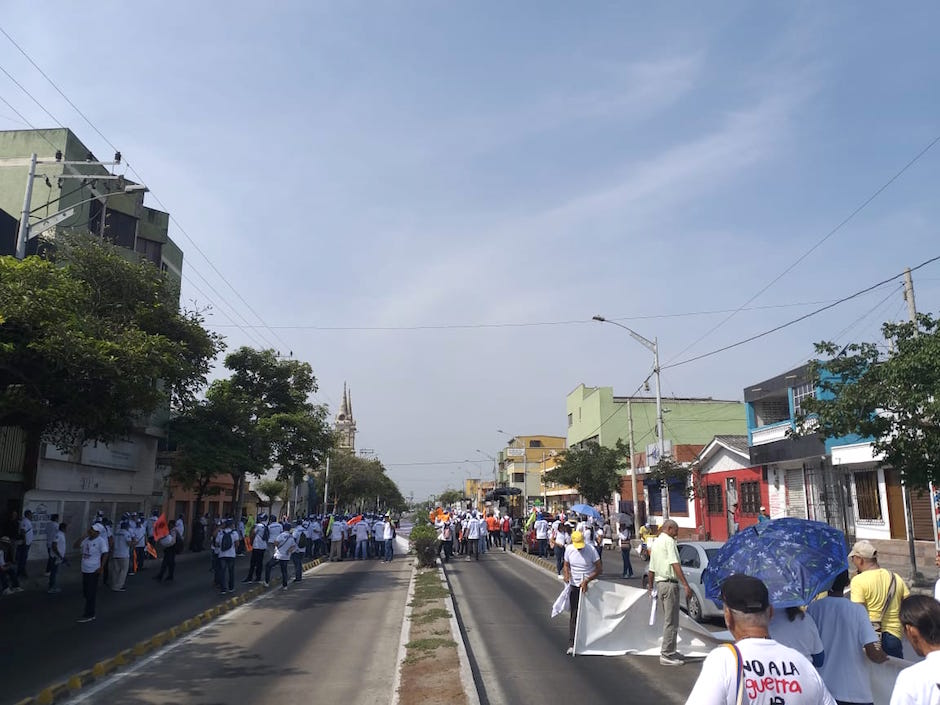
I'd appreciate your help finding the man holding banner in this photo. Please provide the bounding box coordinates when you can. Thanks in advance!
[563,529,601,656]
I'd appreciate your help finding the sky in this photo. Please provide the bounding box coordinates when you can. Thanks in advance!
[2,3,938,501]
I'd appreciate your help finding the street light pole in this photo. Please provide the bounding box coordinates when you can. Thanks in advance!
[15,153,37,259]
[593,315,670,520]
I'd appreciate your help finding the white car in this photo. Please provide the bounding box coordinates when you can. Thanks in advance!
[641,540,724,623]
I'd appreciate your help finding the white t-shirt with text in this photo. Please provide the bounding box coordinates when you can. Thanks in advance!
[80,536,105,573]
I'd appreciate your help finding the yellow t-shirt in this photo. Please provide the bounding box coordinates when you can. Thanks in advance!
[850,567,910,639]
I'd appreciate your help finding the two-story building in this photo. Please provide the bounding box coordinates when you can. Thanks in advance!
[496,435,566,515]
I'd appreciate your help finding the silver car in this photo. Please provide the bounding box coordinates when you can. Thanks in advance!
[677,541,724,622]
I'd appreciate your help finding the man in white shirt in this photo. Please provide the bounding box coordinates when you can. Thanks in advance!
[535,514,550,558]
[110,516,134,592]
[354,519,370,560]
[807,569,886,704]
[131,514,146,574]
[465,513,481,562]
[685,575,836,705]
[290,522,306,581]
[45,513,59,576]
[244,514,269,583]
[265,523,297,589]
[74,522,108,622]
[382,515,396,562]
[563,530,601,655]
[329,515,345,562]
[47,522,66,593]
[890,594,940,705]
[215,519,238,593]
[16,510,34,578]
[309,516,323,559]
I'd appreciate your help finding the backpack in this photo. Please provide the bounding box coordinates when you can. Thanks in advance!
[501,518,510,532]
[298,532,308,549]
[220,530,233,552]
[261,524,270,542]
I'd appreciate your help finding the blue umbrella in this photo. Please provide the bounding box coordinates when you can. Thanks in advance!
[570,504,601,520]
[703,518,848,609]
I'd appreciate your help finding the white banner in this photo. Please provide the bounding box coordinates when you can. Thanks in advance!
[570,581,914,705]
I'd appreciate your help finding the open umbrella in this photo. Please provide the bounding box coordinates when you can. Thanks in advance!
[703,517,848,609]
[570,504,601,520]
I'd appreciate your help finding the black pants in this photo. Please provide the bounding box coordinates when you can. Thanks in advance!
[82,571,99,617]
[246,548,265,581]
[157,545,176,580]
[265,558,289,587]
[292,552,303,581]
[569,586,581,647]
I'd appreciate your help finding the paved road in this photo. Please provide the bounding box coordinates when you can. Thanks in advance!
[446,548,701,704]
[60,557,412,705]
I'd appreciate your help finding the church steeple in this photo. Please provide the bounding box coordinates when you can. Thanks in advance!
[334,382,357,452]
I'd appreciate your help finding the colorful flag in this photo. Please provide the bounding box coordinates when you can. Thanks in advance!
[244,534,253,553]
[525,508,537,530]
[145,543,158,559]
[153,513,169,541]
[347,514,363,526]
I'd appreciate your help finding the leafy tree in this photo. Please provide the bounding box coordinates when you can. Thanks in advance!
[207,347,334,517]
[0,235,223,489]
[800,316,940,491]
[254,479,286,511]
[543,440,629,505]
[648,457,694,499]
[436,488,464,507]
[316,452,406,513]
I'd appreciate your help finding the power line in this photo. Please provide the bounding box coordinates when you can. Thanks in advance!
[666,132,940,365]
[0,61,63,127]
[0,25,290,354]
[663,254,940,370]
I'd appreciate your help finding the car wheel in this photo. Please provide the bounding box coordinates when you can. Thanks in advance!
[688,593,703,623]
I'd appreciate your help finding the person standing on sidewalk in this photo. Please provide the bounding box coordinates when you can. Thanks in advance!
[382,514,396,562]
[110,516,134,592]
[562,530,601,655]
[648,519,692,666]
[16,509,33,578]
[75,522,107,622]
[244,515,268,583]
[215,519,238,593]
[47,522,66,593]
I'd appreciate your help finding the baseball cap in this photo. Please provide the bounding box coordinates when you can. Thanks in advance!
[571,530,586,549]
[721,574,770,613]
[848,540,877,560]
[91,522,105,533]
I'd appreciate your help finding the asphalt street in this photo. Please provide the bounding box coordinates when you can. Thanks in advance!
[58,557,412,705]
[445,547,702,705]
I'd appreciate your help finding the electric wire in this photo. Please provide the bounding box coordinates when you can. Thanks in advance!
[666,133,940,365]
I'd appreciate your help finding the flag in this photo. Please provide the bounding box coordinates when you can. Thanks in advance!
[525,509,537,530]
[145,543,158,559]
[153,513,169,541]
[132,549,138,573]
[347,515,363,526]
[244,534,253,553]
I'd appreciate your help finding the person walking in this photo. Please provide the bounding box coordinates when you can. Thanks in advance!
[891,594,940,705]
[562,530,601,656]
[47,522,66,593]
[848,540,910,658]
[75,522,108,623]
[535,513,550,558]
[553,521,571,577]
[244,515,268,583]
[647,519,693,666]
[16,509,33,578]
[45,513,59,576]
[685,574,836,704]
[291,521,306,581]
[807,570,887,705]
[109,516,134,592]
[265,522,297,589]
[329,514,345,562]
[618,521,634,578]
[154,517,182,582]
[353,518,369,560]
[215,519,238,593]
[382,514,396,562]
[501,515,513,552]
[465,513,481,561]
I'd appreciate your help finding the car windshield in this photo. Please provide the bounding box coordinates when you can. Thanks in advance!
[705,549,719,563]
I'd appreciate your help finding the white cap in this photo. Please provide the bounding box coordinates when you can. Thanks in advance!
[91,523,105,533]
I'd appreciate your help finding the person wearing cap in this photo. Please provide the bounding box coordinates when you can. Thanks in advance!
[382,514,396,562]
[648,519,693,666]
[215,519,238,593]
[110,516,134,592]
[562,529,602,655]
[757,506,770,523]
[807,569,887,705]
[891,594,940,705]
[265,521,297,589]
[685,574,837,705]
[74,522,109,623]
[848,539,910,658]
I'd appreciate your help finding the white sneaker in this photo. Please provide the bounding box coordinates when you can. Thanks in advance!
[281,585,288,590]
[262,581,269,587]
[659,655,684,666]
[565,647,574,656]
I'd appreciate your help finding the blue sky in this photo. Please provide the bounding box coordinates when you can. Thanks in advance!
[2,3,938,500]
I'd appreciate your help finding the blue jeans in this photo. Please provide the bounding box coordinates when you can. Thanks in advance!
[881,631,903,659]
[538,538,548,557]
[355,539,368,559]
[384,538,394,561]
[621,547,634,577]
[478,535,487,555]
[503,531,513,551]
[291,552,303,580]
[218,556,234,591]
[265,558,290,587]
[555,545,565,574]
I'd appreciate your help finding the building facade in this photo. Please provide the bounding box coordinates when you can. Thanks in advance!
[333,383,356,452]
[497,435,566,514]
[0,128,182,554]
[692,435,768,542]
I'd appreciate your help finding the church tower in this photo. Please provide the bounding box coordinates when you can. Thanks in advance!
[334,383,357,452]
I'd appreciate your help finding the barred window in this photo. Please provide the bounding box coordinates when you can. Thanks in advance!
[706,485,723,514]
[855,471,882,520]
[792,382,816,416]
[740,481,761,514]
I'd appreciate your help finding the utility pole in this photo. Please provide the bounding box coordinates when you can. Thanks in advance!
[652,338,669,520]
[323,455,331,515]
[901,267,920,581]
[627,400,639,537]
[15,153,37,259]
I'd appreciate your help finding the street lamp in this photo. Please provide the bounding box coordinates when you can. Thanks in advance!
[592,314,670,520]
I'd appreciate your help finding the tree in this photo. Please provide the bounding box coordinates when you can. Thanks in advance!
[254,479,286,512]
[800,315,940,491]
[648,457,694,498]
[315,452,406,513]
[0,235,223,489]
[206,347,334,517]
[436,488,465,507]
[543,440,629,505]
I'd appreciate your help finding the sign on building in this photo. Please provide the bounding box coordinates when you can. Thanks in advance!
[506,448,525,458]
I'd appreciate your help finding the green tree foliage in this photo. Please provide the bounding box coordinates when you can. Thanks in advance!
[543,440,629,505]
[0,235,223,487]
[436,488,464,507]
[205,347,334,515]
[800,316,940,491]
[254,479,286,510]
[318,452,407,513]
[647,457,694,498]
[410,522,439,567]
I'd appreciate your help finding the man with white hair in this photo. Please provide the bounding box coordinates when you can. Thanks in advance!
[648,519,692,666]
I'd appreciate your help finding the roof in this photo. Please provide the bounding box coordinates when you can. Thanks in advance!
[612,395,741,404]
[713,435,749,454]
[692,435,751,469]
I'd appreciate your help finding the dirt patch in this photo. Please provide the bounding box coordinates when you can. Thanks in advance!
[398,568,469,705]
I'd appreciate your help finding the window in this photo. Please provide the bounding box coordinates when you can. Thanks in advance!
[567,413,573,427]
[752,394,790,426]
[512,473,525,483]
[135,237,163,265]
[679,544,700,569]
[706,485,723,514]
[529,440,542,448]
[855,471,882,520]
[792,382,816,417]
[646,479,688,515]
[739,481,761,514]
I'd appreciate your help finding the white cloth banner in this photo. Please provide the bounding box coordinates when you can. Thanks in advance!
[551,584,571,618]
[569,581,914,705]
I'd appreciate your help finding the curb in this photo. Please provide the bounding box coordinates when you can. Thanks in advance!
[389,558,418,705]
[17,556,326,705]
[438,563,482,705]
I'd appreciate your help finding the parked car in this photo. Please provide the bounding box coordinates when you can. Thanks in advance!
[641,540,724,623]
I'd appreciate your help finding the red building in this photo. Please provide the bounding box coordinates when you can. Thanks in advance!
[692,436,769,542]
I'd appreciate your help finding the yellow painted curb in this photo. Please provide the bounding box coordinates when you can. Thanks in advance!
[13,698,34,705]
[133,640,151,657]
[67,674,84,691]
[34,691,53,705]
